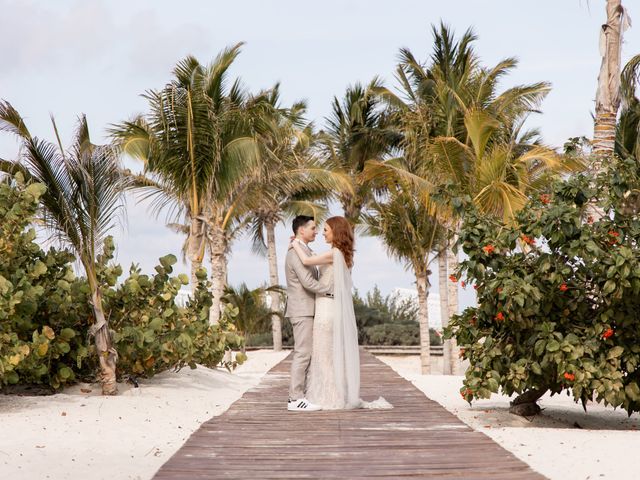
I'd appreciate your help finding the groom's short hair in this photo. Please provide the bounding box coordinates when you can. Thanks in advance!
[292,215,315,234]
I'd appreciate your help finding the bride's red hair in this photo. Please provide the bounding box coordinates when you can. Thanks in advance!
[326,216,354,268]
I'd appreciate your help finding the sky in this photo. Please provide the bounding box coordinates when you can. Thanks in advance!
[1,0,639,312]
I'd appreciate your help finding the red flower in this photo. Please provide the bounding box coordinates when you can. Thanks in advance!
[602,328,614,339]
[587,216,594,224]
[563,372,575,381]
[461,281,466,288]
[482,244,495,255]
[608,230,620,237]
[461,388,473,399]
[459,348,466,358]
[495,312,505,321]
[559,283,568,292]
[540,194,551,205]
[521,234,536,245]
[449,274,457,283]
[473,284,478,290]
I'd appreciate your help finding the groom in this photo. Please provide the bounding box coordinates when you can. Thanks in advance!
[285,215,332,412]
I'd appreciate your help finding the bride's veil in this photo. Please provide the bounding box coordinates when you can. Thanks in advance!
[332,248,361,409]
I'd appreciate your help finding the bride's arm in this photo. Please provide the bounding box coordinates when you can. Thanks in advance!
[290,241,333,266]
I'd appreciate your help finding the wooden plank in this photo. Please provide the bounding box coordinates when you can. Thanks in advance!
[153,350,546,479]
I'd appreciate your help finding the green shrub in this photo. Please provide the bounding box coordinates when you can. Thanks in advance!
[0,177,244,389]
[446,158,640,414]
[0,177,93,389]
[108,252,244,378]
[363,323,442,346]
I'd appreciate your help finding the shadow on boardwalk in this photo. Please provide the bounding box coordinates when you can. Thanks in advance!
[153,350,545,479]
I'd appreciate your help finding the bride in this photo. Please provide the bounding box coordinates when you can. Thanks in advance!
[290,216,390,410]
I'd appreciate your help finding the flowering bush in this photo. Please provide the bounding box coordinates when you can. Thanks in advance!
[446,157,640,416]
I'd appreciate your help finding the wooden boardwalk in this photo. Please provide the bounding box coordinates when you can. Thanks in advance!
[153,351,545,479]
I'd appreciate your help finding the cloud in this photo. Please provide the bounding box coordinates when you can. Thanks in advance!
[0,0,115,73]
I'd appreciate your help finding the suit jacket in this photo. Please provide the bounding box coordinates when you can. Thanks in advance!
[284,242,332,318]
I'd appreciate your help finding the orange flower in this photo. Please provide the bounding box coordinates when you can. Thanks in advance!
[540,194,551,205]
[482,244,495,255]
[563,372,575,381]
[602,328,614,339]
[460,388,473,399]
[495,312,505,321]
[449,274,457,283]
[608,230,620,237]
[559,283,568,292]
[521,234,536,245]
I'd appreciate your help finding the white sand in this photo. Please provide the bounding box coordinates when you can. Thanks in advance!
[377,355,640,480]
[0,349,288,480]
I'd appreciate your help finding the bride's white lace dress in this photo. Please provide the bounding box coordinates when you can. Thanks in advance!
[306,248,391,410]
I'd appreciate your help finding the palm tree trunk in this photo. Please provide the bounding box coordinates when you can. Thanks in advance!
[447,243,462,375]
[91,289,118,395]
[438,252,451,375]
[208,225,227,325]
[342,195,361,226]
[593,0,628,156]
[188,216,205,287]
[265,219,282,351]
[416,269,431,375]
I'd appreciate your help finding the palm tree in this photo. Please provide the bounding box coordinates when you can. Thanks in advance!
[372,23,564,374]
[246,86,350,350]
[222,283,283,352]
[364,192,444,374]
[112,44,265,324]
[617,53,640,159]
[593,0,631,156]
[0,101,127,395]
[321,79,400,225]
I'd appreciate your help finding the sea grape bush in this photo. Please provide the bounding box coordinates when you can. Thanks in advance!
[0,177,244,390]
[446,157,640,415]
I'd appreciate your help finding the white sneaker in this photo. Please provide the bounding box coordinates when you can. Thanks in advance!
[287,398,322,412]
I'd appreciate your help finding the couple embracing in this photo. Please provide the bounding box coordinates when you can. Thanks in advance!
[284,215,390,412]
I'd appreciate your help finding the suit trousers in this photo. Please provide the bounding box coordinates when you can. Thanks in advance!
[288,315,314,399]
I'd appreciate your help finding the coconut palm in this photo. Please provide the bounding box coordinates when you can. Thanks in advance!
[112,44,265,324]
[617,53,640,160]
[222,283,283,352]
[321,78,400,225]
[593,0,631,156]
[371,23,566,373]
[364,192,445,374]
[0,101,127,395]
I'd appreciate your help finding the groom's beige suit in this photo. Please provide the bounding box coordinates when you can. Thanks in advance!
[285,240,332,400]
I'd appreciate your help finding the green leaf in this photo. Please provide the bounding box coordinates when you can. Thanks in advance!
[603,280,617,295]
[607,346,624,359]
[160,255,177,268]
[625,382,640,401]
[546,339,560,352]
[149,317,163,331]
